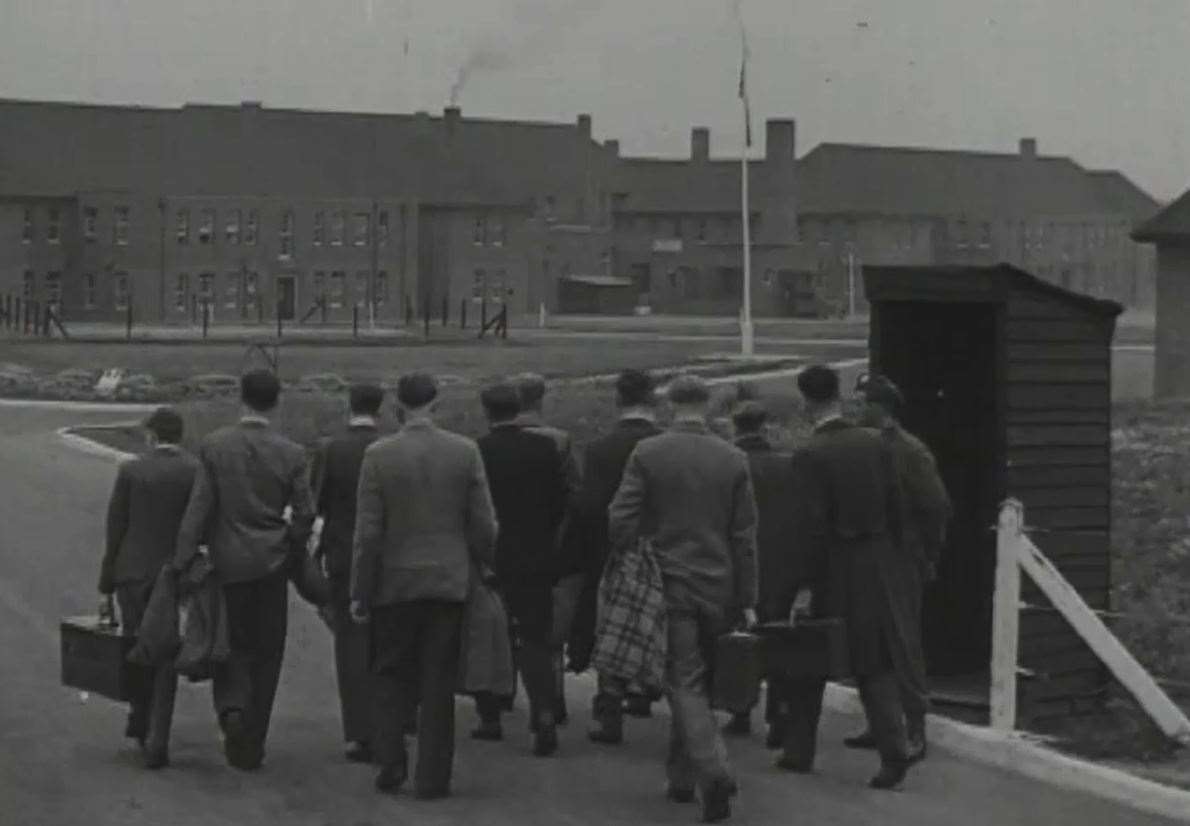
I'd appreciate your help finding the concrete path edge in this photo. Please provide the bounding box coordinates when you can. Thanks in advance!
[823,683,1190,822]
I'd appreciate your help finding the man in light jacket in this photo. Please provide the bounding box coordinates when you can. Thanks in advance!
[608,374,759,824]
[351,372,498,799]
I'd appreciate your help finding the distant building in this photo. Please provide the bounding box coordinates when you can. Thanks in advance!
[798,139,1160,314]
[0,98,1159,326]
[1132,192,1190,397]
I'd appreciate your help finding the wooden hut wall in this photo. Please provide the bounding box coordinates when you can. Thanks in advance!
[1004,284,1113,710]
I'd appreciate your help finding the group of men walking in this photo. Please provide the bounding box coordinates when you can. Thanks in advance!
[97,361,949,823]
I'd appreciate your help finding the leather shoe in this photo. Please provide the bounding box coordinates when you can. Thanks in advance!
[533,715,558,757]
[843,729,878,750]
[414,788,450,801]
[907,736,928,764]
[665,785,696,804]
[869,760,909,791]
[471,722,504,741]
[775,755,813,773]
[143,749,169,770]
[588,716,623,745]
[623,696,653,718]
[375,765,407,794]
[345,741,373,763]
[701,778,738,823]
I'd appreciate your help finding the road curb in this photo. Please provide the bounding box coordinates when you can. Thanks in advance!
[822,683,1190,822]
[55,427,137,463]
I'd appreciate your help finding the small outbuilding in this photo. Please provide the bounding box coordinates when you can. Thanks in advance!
[864,263,1122,718]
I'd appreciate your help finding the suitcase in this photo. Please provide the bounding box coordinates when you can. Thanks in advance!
[60,616,137,702]
[711,631,765,714]
[755,619,850,680]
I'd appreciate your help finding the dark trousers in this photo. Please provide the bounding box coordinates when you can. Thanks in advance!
[115,579,178,756]
[479,580,556,727]
[331,601,373,745]
[213,569,289,759]
[371,600,463,796]
[477,642,554,726]
[665,605,732,794]
[773,671,907,766]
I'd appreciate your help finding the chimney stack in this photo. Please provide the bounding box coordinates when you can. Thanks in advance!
[766,119,796,165]
[577,113,592,139]
[1019,137,1037,160]
[691,127,710,162]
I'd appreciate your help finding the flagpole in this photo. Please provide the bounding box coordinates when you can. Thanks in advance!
[740,144,753,356]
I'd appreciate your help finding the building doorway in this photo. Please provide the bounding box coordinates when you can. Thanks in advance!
[276,276,297,321]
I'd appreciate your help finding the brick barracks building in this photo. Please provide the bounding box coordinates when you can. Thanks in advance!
[0,98,1159,327]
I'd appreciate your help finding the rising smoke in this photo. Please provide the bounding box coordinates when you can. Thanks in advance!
[447,0,606,107]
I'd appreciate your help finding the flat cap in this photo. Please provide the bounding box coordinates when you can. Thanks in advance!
[666,374,711,405]
[856,372,905,412]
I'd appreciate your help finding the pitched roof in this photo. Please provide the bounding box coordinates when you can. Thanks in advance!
[608,158,762,214]
[797,143,1158,221]
[1133,188,1190,242]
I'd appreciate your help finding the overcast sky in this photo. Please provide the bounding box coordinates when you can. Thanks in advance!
[2,0,1188,200]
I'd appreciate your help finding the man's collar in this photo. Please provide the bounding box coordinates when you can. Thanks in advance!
[491,421,521,431]
[514,411,543,427]
[619,409,657,424]
[403,416,434,429]
[348,416,377,429]
[240,414,270,427]
[154,443,183,454]
[735,433,770,450]
[672,416,708,434]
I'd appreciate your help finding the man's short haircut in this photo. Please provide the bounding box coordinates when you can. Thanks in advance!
[731,400,768,434]
[513,372,547,409]
[240,369,281,412]
[349,383,384,416]
[481,383,522,422]
[396,372,438,409]
[856,372,906,419]
[667,374,711,406]
[615,369,655,408]
[797,364,840,403]
[144,407,184,444]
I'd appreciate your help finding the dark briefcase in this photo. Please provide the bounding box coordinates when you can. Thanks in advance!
[755,619,850,679]
[60,616,137,702]
[711,631,764,714]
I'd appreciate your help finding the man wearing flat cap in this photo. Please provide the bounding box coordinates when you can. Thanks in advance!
[608,373,758,822]
[783,364,914,790]
[849,372,952,762]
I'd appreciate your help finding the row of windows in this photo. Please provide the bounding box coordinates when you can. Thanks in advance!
[612,213,751,241]
[174,208,393,252]
[24,206,131,246]
[472,216,508,247]
[177,270,390,311]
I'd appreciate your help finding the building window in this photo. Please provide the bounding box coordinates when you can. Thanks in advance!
[197,273,215,306]
[83,273,96,309]
[978,222,992,249]
[697,219,708,242]
[176,209,190,244]
[377,211,390,246]
[472,269,486,300]
[22,208,33,244]
[225,273,240,310]
[114,206,129,246]
[374,270,387,305]
[330,211,345,246]
[353,213,370,247]
[83,207,98,242]
[198,209,215,244]
[355,271,369,306]
[174,273,190,311]
[22,271,35,300]
[279,210,294,258]
[491,269,507,302]
[225,209,241,245]
[313,211,325,246]
[245,272,259,309]
[245,210,258,245]
[46,272,62,306]
[313,271,327,302]
[955,219,969,249]
[329,271,346,308]
[114,273,130,311]
[473,217,486,245]
[490,214,505,246]
[46,207,61,244]
[762,268,775,288]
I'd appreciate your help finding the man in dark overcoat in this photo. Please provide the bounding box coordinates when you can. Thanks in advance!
[722,399,798,749]
[311,383,384,763]
[572,369,662,745]
[99,407,198,769]
[475,383,568,756]
[848,372,952,761]
[784,364,914,790]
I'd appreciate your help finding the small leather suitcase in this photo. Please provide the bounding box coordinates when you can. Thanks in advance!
[60,616,137,702]
[755,619,850,679]
[711,631,764,713]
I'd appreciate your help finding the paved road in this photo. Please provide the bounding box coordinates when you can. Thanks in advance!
[0,404,1177,826]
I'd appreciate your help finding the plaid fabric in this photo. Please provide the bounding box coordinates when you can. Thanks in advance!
[591,539,668,693]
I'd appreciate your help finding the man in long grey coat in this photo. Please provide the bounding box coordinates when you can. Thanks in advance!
[608,374,758,824]
[849,372,952,761]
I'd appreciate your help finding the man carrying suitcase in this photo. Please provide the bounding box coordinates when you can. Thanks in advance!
[98,407,198,769]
